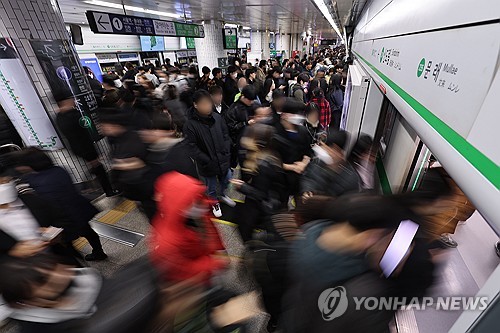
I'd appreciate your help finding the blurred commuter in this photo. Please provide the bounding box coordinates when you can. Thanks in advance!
[211,67,225,89]
[223,65,239,106]
[272,98,312,201]
[328,73,344,130]
[196,66,212,91]
[209,85,229,116]
[55,97,117,197]
[83,66,104,106]
[348,134,376,190]
[224,85,257,168]
[101,74,122,107]
[150,172,227,283]
[13,148,107,261]
[99,111,148,204]
[304,102,325,145]
[245,67,261,97]
[309,87,331,129]
[184,90,232,217]
[301,130,360,200]
[291,73,309,104]
[231,124,284,241]
[256,60,267,86]
[262,78,276,105]
[121,61,137,82]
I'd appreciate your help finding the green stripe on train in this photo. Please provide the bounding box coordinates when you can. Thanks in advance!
[353,51,500,190]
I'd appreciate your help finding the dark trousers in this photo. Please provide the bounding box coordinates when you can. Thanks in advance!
[236,199,263,242]
[80,224,104,254]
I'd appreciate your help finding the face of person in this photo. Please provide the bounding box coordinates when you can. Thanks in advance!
[237,78,248,91]
[272,71,280,79]
[230,71,238,80]
[27,264,75,308]
[254,107,272,122]
[250,72,256,80]
[194,97,213,116]
[306,64,312,70]
[307,111,319,124]
[139,129,174,144]
[216,72,223,79]
[211,93,223,106]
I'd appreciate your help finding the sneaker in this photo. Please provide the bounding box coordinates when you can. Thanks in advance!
[439,233,458,248]
[220,195,236,207]
[495,241,500,258]
[212,203,222,218]
[85,252,108,261]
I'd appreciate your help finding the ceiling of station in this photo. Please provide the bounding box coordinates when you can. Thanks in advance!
[58,0,366,39]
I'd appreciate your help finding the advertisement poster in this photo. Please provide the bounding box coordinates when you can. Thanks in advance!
[139,35,165,51]
[0,38,62,150]
[30,39,101,141]
[80,57,103,82]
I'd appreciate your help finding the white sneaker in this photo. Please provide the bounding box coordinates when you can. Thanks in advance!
[212,203,222,218]
[220,195,236,207]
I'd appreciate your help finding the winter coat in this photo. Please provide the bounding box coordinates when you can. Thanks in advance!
[300,158,361,196]
[150,172,226,282]
[23,166,99,239]
[223,100,254,144]
[223,77,239,106]
[183,108,231,177]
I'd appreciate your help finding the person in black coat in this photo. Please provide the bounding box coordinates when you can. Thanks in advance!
[300,130,361,199]
[230,124,284,242]
[223,65,240,106]
[121,61,137,82]
[12,148,107,261]
[209,85,229,117]
[272,98,313,201]
[224,85,257,168]
[183,90,232,216]
[139,114,198,220]
[83,66,104,106]
[0,172,81,265]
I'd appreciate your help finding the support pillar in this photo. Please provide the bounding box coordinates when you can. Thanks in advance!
[194,22,227,72]
[0,0,110,182]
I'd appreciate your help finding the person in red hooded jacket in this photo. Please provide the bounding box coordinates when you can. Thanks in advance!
[150,172,227,283]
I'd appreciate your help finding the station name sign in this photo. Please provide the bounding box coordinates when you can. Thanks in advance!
[86,10,205,38]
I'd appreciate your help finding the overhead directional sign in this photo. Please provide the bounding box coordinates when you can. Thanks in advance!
[86,10,205,38]
[223,28,237,49]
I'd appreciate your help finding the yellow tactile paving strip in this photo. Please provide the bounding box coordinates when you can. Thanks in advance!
[73,199,136,250]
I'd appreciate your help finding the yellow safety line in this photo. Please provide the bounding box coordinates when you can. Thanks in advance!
[211,218,237,227]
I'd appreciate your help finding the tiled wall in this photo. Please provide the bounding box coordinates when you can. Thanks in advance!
[250,31,262,59]
[194,23,227,72]
[0,0,110,182]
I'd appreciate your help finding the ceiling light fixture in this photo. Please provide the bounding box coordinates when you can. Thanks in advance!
[224,23,238,28]
[242,26,251,30]
[312,0,343,42]
[84,0,182,19]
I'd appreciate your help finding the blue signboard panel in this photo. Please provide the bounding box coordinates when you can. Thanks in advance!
[80,57,103,82]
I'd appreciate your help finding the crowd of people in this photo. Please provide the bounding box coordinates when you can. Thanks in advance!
[0,46,477,333]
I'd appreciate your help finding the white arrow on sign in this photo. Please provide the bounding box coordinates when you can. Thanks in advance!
[0,44,6,51]
[44,45,55,53]
[112,17,123,31]
[93,13,112,33]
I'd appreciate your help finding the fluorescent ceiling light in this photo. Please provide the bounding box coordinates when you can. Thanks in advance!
[242,26,251,30]
[224,23,238,28]
[84,0,181,19]
[312,0,343,42]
